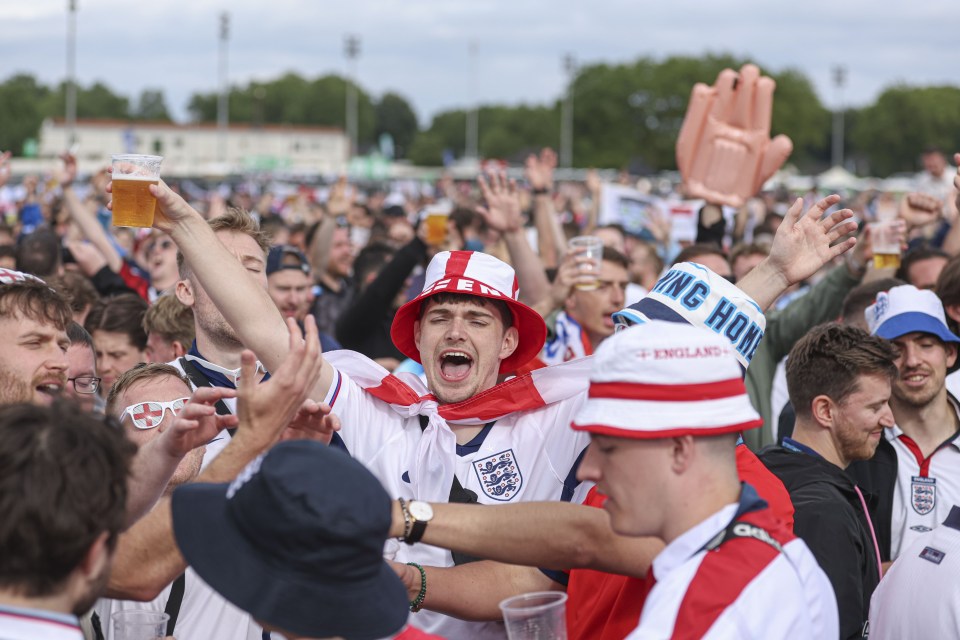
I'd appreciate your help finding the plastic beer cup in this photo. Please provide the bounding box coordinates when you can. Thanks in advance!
[111,154,163,228]
[567,236,603,290]
[111,610,169,639]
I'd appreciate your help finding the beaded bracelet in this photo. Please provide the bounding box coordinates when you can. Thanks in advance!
[406,562,427,612]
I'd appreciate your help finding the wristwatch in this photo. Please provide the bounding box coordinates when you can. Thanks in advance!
[405,500,434,545]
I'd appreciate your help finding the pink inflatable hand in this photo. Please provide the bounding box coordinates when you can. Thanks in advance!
[676,64,793,208]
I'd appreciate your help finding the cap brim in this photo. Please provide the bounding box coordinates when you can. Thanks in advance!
[390,286,547,374]
[172,482,409,640]
[875,312,960,344]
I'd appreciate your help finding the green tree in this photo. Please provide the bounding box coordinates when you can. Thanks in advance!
[0,74,52,153]
[375,92,418,158]
[43,81,130,120]
[187,73,376,147]
[132,89,171,121]
[850,85,960,176]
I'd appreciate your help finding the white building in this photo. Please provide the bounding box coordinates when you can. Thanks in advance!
[37,118,349,177]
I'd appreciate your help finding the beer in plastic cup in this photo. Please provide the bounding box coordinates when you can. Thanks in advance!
[869,220,902,270]
[424,204,451,246]
[111,610,169,639]
[500,591,568,640]
[111,154,163,228]
[567,236,603,290]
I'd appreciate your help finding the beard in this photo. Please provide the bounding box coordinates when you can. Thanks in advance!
[0,369,34,404]
[166,447,205,493]
[0,368,66,405]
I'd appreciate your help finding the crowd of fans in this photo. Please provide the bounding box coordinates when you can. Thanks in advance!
[1,64,960,640]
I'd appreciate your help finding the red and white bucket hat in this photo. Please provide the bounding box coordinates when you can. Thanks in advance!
[390,251,547,373]
[572,321,762,438]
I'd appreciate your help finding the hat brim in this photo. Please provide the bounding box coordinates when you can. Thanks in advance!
[571,419,762,439]
[171,482,409,640]
[390,282,547,374]
[875,312,960,344]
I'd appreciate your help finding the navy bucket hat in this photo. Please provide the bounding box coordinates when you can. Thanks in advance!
[171,441,409,640]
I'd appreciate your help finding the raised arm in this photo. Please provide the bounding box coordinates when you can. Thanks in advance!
[737,195,857,311]
[111,178,335,399]
[526,149,567,269]
[59,152,124,273]
[107,319,327,599]
[476,171,551,305]
[122,386,238,526]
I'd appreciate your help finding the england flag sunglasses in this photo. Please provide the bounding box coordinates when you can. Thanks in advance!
[119,397,191,430]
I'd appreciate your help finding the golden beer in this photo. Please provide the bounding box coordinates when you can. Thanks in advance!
[425,212,449,246]
[873,253,901,270]
[112,176,159,227]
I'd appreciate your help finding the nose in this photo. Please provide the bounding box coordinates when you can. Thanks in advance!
[880,404,896,429]
[610,284,626,309]
[576,444,602,484]
[445,317,467,342]
[899,344,921,369]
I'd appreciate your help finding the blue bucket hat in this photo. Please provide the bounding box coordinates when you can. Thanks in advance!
[866,284,960,344]
[171,441,409,640]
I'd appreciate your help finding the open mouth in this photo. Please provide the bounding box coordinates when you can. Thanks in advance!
[439,350,473,382]
[35,382,63,402]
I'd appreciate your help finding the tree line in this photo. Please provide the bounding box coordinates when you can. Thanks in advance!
[2,54,959,176]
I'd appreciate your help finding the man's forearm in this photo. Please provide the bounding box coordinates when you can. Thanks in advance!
[169,213,287,368]
[417,562,561,622]
[106,432,273,600]
[63,186,123,272]
[123,438,182,527]
[503,230,551,306]
[391,500,658,578]
[735,259,790,312]
[532,195,564,269]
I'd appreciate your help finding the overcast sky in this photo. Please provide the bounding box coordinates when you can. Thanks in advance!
[3,0,956,127]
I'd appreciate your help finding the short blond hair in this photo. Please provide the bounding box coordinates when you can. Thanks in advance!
[177,208,271,277]
[142,295,195,348]
[106,363,191,419]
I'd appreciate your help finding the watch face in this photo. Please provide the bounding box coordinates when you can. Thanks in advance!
[409,501,434,521]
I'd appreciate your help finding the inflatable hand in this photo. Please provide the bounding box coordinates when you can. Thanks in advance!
[676,64,793,208]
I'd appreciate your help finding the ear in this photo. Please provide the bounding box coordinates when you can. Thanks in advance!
[810,395,836,427]
[172,340,188,358]
[175,279,194,308]
[413,319,422,353]
[946,342,958,370]
[670,435,696,474]
[946,304,960,325]
[499,326,519,362]
[78,531,112,582]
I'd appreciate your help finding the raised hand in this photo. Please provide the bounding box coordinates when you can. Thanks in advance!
[235,315,323,451]
[278,399,341,445]
[476,171,523,233]
[898,192,943,231]
[525,148,557,192]
[57,152,78,187]
[106,174,199,232]
[327,175,354,217]
[158,386,238,458]
[676,64,793,208]
[766,195,857,286]
[0,151,10,188]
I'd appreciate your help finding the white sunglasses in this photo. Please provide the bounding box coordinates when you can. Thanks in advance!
[119,397,190,430]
